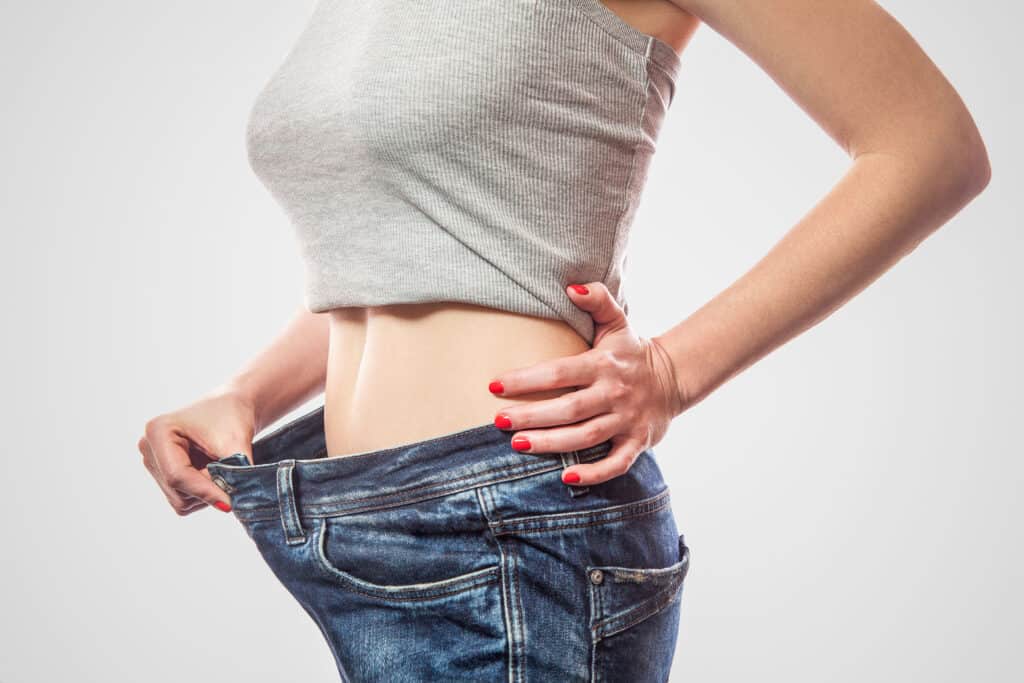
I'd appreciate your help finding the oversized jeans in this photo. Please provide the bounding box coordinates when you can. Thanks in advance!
[207,404,691,682]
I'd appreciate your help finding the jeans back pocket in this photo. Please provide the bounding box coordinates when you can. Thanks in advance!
[587,533,690,682]
[587,532,690,640]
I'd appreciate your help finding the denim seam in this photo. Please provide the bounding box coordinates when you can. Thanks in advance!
[474,486,517,683]
[512,540,528,679]
[218,442,609,474]
[314,568,501,602]
[230,453,611,522]
[491,503,670,538]
[488,488,670,534]
[511,541,526,683]
[277,461,307,544]
[588,536,690,642]
[311,518,503,600]
[500,539,518,683]
[589,575,604,683]
[295,449,610,506]
[591,575,685,641]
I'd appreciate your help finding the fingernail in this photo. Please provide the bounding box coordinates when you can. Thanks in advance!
[489,380,504,394]
[494,414,512,429]
[511,436,531,451]
[569,284,589,295]
[562,471,581,484]
[214,500,232,513]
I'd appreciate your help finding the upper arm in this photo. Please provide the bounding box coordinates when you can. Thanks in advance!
[669,0,990,184]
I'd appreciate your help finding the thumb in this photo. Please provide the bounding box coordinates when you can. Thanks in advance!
[566,282,628,334]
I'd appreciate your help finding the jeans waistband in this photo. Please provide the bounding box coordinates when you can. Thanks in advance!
[206,404,613,525]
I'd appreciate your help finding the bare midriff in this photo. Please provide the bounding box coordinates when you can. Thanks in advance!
[321,3,699,458]
[323,304,592,457]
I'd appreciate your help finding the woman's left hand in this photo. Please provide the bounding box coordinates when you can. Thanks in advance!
[487,282,685,486]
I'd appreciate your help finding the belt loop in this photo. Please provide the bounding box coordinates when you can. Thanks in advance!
[276,460,307,545]
[559,450,590,498]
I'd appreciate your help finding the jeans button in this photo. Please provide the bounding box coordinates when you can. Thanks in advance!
[589,569,604,585]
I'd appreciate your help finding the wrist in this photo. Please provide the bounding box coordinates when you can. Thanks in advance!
[647,335,689,418]
[649,330,710,418]
[210,375,264,434]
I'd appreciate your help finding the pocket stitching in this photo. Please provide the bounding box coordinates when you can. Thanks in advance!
[490,487,671,536]
[311,518,501,601]
[588,540,689,641]
[590,572,685,641]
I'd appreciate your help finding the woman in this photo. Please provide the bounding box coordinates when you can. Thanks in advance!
[138,0,989,680]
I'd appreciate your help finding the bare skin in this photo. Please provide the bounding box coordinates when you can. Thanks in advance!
[139,0,989,515]
[318,0,701,457]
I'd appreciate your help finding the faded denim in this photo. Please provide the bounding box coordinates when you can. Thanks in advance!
[206,404,691,682]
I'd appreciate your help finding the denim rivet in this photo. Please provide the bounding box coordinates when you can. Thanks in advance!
[589,569,604,585]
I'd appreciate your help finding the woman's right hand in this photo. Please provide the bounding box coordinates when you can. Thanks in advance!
[137,387,257,516]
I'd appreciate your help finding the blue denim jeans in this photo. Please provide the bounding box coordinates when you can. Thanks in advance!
[206,404,690,682]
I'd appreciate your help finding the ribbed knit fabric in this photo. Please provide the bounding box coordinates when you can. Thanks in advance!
[245,0,681,345]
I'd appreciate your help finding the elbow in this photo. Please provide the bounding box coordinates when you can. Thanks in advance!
[962,138,992,199]
[937,111,992,204]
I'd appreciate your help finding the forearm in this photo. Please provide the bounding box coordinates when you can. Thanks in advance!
[652,139,990,416]
[212,305,330,433]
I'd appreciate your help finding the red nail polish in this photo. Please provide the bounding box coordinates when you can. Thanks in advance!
[511,436,531,451]
[214,500,232,513]
[494,414,512,429]
[569,284,589,295]
[562,471,580,484]
[489,380,504,394]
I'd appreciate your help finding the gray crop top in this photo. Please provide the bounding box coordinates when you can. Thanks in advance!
[245,0,681,345]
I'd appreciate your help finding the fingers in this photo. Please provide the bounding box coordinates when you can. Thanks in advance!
[503,412,621,456]
[489,282,651,487]
[561,437,640,487]
[493,385,609,431]
[495,398,643,486]
[489,350,599,397]
[139,436,201,514]
[142,418,233,516]
[489,281,633,399]
[565,282,628,336]
[177,493,210,515]
[162,459,232,515]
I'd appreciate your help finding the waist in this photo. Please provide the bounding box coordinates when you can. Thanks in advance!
[323,302,592,457]
[206,406,619,525]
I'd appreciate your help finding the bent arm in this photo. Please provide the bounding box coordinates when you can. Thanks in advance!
[653,0,991,412]
[213,305,330,434]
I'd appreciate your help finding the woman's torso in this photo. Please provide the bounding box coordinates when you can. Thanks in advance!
[323,2,699,457]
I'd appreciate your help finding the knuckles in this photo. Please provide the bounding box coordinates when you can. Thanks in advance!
[592,349,615,371]
[144,415,169,440]
[563,392,584,419]
[580,421,603,444]
[607,380,629,401]
[164,470,185,489]
[548,363,568,385]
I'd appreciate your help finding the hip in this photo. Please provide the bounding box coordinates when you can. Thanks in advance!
[206,405,691,681]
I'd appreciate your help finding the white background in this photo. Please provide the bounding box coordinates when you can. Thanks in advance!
[1,1,1019,681]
